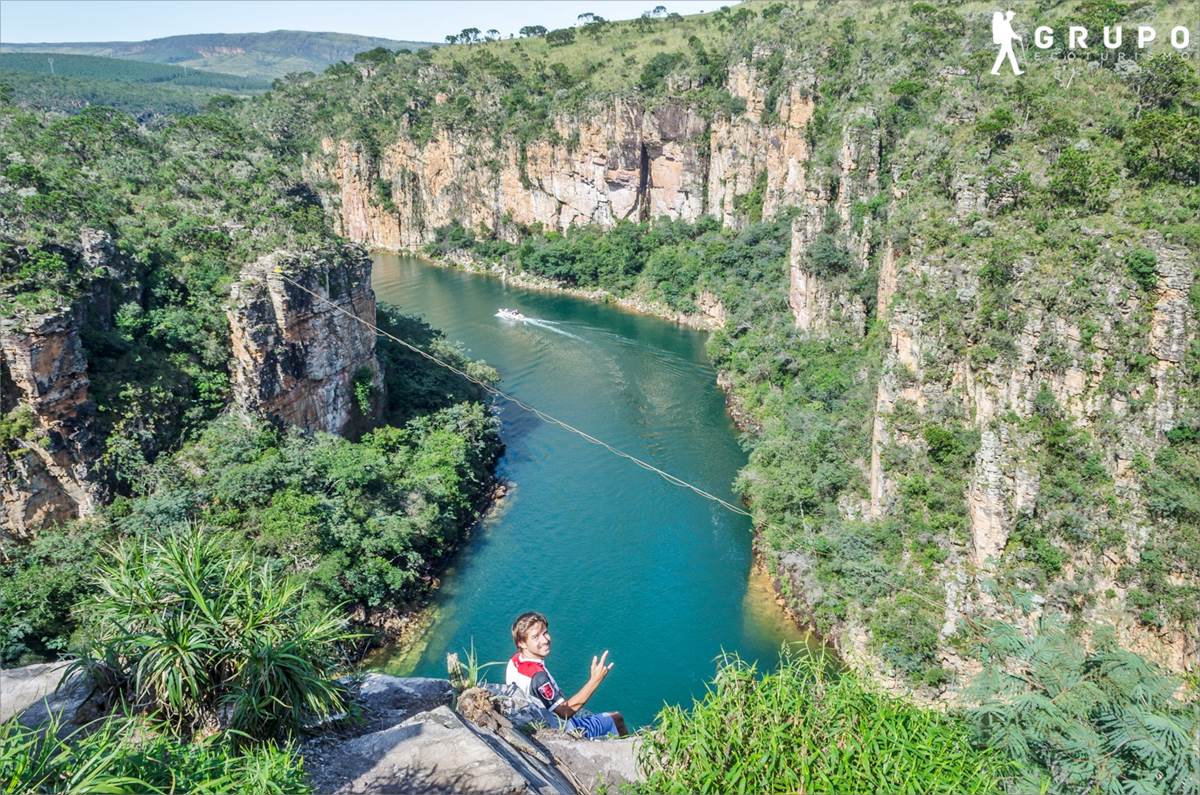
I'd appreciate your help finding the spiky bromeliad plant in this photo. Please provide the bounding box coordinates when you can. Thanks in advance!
[967,622,1200,795]
[70,528,357,740]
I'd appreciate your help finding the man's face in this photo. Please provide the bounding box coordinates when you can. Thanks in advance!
[519,622,551,659]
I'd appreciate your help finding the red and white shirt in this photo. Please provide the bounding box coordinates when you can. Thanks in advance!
[505,653,565,712]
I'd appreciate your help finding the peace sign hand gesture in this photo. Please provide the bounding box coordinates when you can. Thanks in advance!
[588,650,614,685]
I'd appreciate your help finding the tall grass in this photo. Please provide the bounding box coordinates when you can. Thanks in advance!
[637,647,1011,794]
[71,529,357,740]
[0,712,309,794]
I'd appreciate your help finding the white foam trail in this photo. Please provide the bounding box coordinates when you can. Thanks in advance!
[521,317,583,340]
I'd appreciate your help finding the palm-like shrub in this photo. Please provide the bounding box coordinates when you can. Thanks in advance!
[637,647,1010,794]
[967,623,1200,795]
[72,529,355,740]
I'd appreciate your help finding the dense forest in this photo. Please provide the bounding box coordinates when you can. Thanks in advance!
[0,53,270,119]
[2,0,1199,792]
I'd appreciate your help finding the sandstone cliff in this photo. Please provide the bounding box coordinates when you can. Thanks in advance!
[227,245,383,435]
[306,62,815,249]
[3,235,385,537]
[0,231,116,539]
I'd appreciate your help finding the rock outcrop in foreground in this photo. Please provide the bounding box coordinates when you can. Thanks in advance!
[0,664,641,795]
[304,675,640,795]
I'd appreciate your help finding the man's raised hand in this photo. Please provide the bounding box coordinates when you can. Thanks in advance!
[589,650,614,684]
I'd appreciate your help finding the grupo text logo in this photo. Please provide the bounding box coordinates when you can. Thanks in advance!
[987,9,1195,76]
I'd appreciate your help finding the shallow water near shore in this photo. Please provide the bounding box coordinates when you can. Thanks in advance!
[368,253,812,727]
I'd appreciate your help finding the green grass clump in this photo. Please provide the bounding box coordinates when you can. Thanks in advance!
[637,648,1011,794]
[73,529,354,740]
[0,712,309,794]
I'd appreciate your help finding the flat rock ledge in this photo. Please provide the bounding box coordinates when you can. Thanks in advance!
[299,674,642,794]
[1,667,641,794]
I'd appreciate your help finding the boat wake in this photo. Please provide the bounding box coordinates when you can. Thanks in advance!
[497,308,582,340]
[523,318,583,340]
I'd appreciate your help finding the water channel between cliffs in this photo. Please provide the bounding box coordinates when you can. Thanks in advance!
[368,252,811,728]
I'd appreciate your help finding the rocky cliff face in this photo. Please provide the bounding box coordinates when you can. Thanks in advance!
[0,305,103,538]
[3,234,383,537]
[787,109,882,336]
[0,231,116,539]
[227,246,383,435]
[307,62,816,249]
[861,225,1199,684]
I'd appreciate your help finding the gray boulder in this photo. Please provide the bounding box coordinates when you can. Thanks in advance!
[0,661,97,728]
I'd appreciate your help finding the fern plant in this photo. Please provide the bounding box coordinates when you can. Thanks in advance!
[967,622,1200,795]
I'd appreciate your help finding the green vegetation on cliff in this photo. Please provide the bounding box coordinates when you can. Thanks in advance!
[1,78,502,666]
[3,0,1199,791]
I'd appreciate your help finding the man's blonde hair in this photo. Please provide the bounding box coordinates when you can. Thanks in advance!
[511,611,548,648]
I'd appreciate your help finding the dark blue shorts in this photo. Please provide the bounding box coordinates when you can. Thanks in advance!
[566,711,618,738]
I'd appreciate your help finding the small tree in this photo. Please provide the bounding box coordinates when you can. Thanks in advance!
[486,29,499,41]
[1048,147,1118,213]
[460,27,480,43]
[519,25,547,37]
[1126,247,1158,291]
[546,27,576,47]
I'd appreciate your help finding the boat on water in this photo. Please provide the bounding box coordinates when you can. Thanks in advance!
[496,308,527,321]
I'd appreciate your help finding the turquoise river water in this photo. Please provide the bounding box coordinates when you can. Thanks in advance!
[370,253,808,728]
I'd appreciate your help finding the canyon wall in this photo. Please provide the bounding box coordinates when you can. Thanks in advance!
[311,56,1199,682]
[306,63,815,249]
[3,237,383,537]
[0,231,116,539]
[228,246,383,435]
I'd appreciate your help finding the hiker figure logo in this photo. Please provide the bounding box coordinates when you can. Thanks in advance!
[991,10,1025,75]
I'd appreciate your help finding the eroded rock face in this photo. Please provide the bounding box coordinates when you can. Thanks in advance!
[227,246,383,435]
[308,61,818,250]
[856,225,1200,689]
[1,233,112,539]
[787,110,880,336]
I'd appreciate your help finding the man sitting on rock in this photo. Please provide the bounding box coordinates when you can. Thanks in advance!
[505,611,628,739]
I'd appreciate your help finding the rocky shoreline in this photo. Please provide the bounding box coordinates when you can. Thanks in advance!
[402,248,726,332]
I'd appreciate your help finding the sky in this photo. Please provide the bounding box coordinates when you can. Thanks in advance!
[0,1,733,44]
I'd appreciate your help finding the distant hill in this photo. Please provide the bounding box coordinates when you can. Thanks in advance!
[0,53,270,119]
[0,30,434,80]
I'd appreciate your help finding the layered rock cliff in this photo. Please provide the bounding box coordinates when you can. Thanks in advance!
[0,231,115,539]
[306,61,816,249]
[3,235,384,537]
[0,304,102,538]
[228,246,383,435]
